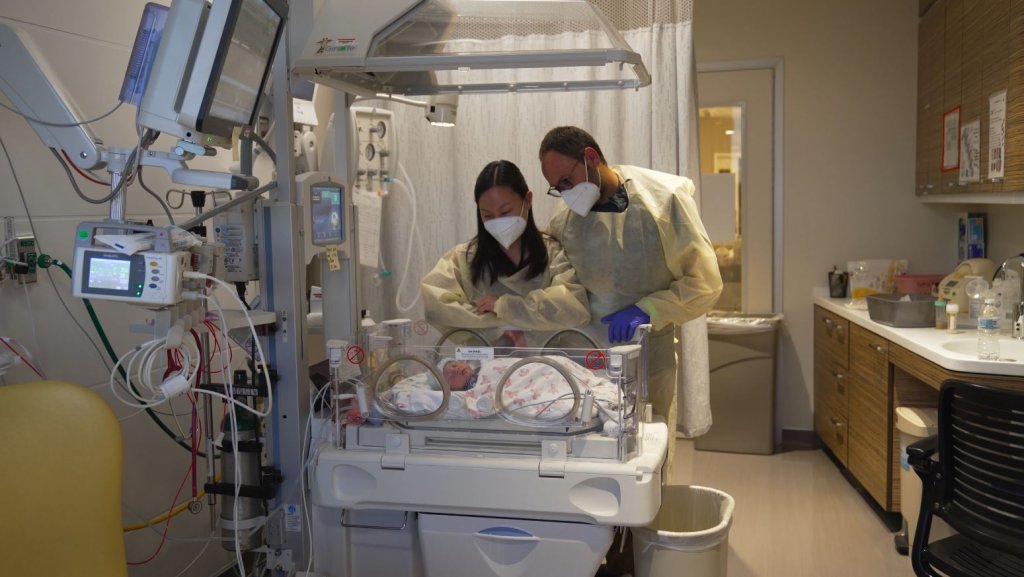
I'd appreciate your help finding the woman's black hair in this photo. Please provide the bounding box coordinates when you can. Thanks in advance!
[469,160,549,286]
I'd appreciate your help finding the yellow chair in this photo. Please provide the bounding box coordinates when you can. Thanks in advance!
[0,380,128,577]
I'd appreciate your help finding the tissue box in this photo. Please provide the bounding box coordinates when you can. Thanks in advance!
[866,294,937,327]
[894,274,944,295]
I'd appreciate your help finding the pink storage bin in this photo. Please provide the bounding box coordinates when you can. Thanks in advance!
[894,274,944,295]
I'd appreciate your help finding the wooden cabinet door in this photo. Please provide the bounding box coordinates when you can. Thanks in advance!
[917,0,946,196]
[941,0,965,194]
[849,325,893,510]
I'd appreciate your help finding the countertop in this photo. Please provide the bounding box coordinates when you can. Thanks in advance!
[815,296,1024,377]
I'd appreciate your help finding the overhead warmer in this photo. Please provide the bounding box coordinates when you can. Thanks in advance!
[291,0,651,96]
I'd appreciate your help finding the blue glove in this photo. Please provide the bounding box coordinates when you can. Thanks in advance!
[600,305,650,343]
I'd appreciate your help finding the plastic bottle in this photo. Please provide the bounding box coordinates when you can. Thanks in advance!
[934,299,948,330]
[964,276,989,327]
[946,303,959,333]
[977,298,1001,361]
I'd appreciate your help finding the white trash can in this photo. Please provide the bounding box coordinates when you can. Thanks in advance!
[896,406,953,552]
[633,485,734,577]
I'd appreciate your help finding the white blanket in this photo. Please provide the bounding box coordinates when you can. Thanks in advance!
[385,356,621,421]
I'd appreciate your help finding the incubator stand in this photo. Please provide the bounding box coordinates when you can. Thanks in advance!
[312,340,669,577]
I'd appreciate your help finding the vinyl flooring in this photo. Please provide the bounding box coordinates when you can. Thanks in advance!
[669,441,918,577]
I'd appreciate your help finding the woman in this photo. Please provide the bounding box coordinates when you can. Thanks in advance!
[421,160,589,347]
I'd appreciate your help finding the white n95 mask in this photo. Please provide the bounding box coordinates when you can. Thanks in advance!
[560,157,601,216]
[483,205,528,250]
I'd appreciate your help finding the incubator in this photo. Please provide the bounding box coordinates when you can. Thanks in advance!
[312,331,668,576]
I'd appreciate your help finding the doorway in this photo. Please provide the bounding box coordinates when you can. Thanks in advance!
[697,66,777,313]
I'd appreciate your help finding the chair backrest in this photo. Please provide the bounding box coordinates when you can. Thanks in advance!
[934,379,1024,556]
[0,380,128,577]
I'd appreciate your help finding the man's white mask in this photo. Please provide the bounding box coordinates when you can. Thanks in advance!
[560,156,601,216]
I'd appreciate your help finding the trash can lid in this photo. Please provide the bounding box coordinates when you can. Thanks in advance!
[895,406,938,437]
[706,313,783,335]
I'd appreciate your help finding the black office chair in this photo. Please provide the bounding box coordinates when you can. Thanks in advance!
[907,379,1024,577]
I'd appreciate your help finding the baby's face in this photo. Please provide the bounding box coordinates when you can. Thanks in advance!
[442,361,474,390]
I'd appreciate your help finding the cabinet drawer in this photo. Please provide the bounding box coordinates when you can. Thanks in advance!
[815,396,848,466]
[815,354,850,415]
[815,307,849,367]
[851,325,889,384]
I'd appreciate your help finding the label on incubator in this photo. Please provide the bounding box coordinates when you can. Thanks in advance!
[456,346,494,361]
[284,504,301,532]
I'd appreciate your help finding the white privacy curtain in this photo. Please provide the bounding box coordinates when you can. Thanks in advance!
[379,0,711,436]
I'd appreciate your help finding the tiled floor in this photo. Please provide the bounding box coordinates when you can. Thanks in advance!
[670,441,918,577]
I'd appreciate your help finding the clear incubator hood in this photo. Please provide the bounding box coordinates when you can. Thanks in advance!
[291,0,651,96]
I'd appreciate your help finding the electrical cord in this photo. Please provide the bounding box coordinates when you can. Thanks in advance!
[50,147,117,203]
[59,150,110,185]
[0,99,123,127]
[1,133,209,453]
[249,132,276,163]
[137,168,177,225]
[0,134,118,380]
[0,337,44,379]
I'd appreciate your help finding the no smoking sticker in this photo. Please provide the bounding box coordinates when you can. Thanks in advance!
[347,345,365,365]
[585,350,606,370]
[413,319,429,336]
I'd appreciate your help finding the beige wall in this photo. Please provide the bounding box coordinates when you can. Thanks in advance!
[695,0,960,433]
[0,2,231,575]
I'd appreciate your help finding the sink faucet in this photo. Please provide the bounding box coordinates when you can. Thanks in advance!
[996,254,1024,339]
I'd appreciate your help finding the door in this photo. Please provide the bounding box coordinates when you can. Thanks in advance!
[697,67,776,313]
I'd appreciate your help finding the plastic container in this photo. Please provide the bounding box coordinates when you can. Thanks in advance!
[866,294,937,327]
[895,407,953,554]
[934,300,948,330]
[946,303,960,333]
[698,313,782,455]
[633,485,734,577]
[894,274,944,295]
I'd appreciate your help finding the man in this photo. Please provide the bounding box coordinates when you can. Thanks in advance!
[540,126,722,476]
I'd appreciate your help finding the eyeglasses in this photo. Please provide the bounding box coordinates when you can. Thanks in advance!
[545,159,582,198]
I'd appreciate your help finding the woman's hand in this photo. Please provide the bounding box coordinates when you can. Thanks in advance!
[473,294,499,314]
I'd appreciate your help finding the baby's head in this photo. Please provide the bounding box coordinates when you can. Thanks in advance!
[440,359,477,391]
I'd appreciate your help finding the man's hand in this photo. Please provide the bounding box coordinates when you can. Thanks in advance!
[600,305,650,343]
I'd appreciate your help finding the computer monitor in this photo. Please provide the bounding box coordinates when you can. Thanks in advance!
[291,77,319,126]
[134,0,286,147]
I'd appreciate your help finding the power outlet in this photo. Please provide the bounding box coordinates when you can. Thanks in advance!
[15,235,37,284]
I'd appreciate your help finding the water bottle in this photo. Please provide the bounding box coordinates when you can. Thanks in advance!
[977,298,1001,360]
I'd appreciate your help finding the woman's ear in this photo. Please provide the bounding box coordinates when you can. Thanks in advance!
[524,190,533,211]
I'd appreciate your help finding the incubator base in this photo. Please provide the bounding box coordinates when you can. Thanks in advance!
[313,421,667,526]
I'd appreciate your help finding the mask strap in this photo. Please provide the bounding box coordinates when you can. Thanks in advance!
[584,153,602,190]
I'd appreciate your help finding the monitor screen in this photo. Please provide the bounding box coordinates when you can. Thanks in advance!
[87,257,132,291]
[292,78,316,102]
[206,0,282,126]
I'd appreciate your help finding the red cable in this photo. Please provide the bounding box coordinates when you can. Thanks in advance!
[189,329,204,500]
[0,338,44,379]
[60,150,110,186]
[127,458,193,565]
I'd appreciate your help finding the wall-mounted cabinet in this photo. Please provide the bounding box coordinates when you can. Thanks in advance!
[916,0,1019,198]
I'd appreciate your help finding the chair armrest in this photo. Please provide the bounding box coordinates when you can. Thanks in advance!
[908,434,938,476]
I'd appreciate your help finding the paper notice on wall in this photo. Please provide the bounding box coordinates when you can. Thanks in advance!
[959,119,980,185]
[352,187,382,268]
[989,89,1007,180]
[942,107,960,171]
